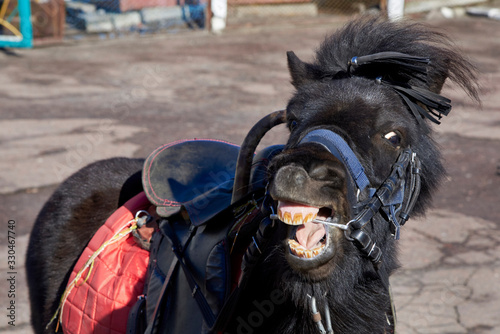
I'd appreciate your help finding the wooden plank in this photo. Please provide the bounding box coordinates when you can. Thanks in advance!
[228,0,311,5]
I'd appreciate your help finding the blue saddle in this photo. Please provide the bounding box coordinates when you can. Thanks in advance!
[142,139,283,225]
[136,139,283,334]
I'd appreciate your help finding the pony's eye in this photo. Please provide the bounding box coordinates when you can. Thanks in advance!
[384,131,401,147]
[289,120,298,131]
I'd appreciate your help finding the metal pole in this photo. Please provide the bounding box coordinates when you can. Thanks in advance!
[210,0,227,32]
[206,0,212,31]
[387,0,405,21]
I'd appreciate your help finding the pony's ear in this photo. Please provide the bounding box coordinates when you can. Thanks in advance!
[423,48,479,106]
[426,67,447,94]
[287,51,321,88]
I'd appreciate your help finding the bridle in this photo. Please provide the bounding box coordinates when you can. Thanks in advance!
[267,128,421,334]
[231,117,421,334]
[297,129,422,268]
[228,49,451,334]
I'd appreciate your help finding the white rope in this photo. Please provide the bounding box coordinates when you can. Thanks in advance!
[46,217,139,332]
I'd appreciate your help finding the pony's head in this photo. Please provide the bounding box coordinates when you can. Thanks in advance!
[268,17,479,283]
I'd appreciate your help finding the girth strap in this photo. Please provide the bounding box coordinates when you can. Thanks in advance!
[210,212,277,333]
[161,222,218,329]
[147,257,180,334]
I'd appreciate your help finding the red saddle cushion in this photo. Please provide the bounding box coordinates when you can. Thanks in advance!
[61,192,151,334]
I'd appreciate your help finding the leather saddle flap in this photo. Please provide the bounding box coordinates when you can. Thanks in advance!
[142,139,240,225]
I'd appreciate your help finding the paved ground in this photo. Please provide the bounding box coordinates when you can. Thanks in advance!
[0,13,499,334]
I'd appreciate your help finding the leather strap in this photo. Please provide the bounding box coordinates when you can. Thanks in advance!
[348,52,429,75]
[300,129,370,192]
[209,214,275,333]
[126,295,147,334]
[386,283,397,334]
[162,222,217,329]
[148,257,180,334]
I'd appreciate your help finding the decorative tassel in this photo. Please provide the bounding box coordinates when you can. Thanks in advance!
[348,52,430,75]
[378,78,451,124]
[346,51,453,125]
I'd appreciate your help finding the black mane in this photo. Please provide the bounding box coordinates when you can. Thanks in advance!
[314,16,479,100]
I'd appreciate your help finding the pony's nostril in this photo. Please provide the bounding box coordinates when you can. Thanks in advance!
[310,163,346,181]
[294,172,307,186]
[309,165,330,180]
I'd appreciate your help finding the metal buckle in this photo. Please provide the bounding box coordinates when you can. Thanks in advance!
[344,219,356,241]
[135,210,152,228]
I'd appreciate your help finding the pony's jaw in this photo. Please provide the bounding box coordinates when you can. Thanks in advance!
[268,158,350,280]
[280,212,345,281]
[267,137,357,280]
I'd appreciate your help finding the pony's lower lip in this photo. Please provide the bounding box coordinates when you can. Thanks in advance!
[288,238,327,259]
[286,221,330,259]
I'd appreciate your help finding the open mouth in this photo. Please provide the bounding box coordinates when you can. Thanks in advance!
[277,200,334,259]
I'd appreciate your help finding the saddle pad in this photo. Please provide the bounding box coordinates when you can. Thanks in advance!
[61,192,151,334]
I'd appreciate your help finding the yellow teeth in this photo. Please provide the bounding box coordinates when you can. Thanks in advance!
[279,211,317,226]
[288,239,325,258]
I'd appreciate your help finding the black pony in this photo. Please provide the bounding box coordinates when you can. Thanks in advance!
[27,16,478,334]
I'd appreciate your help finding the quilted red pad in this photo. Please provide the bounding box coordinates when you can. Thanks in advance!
[61,192,151,334]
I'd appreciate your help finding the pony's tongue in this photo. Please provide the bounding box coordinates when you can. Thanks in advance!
[296,221,326,250]
[277,201,326,250]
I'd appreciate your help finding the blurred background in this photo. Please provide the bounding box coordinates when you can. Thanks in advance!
[1,0,500,43]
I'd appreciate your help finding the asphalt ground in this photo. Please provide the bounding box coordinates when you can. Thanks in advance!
[0,14,499,334]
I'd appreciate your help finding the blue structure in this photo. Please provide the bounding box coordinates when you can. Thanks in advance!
[0,0,33,48]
